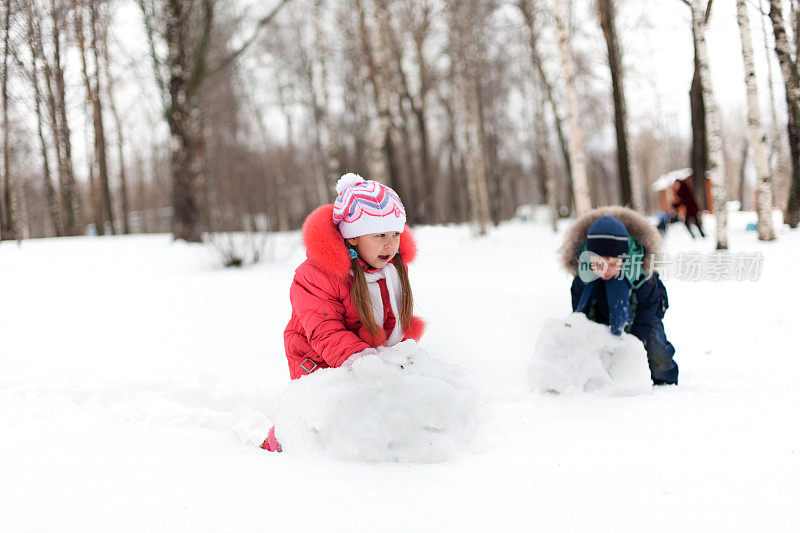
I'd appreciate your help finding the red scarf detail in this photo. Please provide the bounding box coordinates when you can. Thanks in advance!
[377,278,396,334]
[357,257,381,274]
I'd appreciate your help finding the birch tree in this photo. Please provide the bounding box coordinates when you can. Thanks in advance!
[553,0,591,215]
[768,0,800,228]
[689,0,728,248]
[736,0,775,240]
[760,0,788,212]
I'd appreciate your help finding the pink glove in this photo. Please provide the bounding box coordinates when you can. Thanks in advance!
[342,347,378,369]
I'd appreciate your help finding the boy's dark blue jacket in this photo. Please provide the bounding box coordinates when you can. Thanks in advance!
[560,206,669,343]
[570,273,668,342]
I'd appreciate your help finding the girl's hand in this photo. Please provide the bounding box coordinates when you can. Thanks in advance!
[342,347,378,369]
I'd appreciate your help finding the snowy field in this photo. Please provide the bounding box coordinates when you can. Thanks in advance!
[1,211,797,532]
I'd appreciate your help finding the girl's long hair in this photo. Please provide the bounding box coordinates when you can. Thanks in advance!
[349,247,414,336]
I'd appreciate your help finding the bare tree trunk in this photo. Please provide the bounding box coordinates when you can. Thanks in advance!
[449,0,491,234]
[554,0,591,215]
[166,0,203,241]
[83,101,104,234]
[535,81,559,232]
[276,76,298,230]
[793,0,800,63]
[761,0,789,211]
[692,0,728,248]
[354,0,390,185]
[72,0,115,234]
[407,0,435,222]
[690,59,708,210]
[315,0,339,199]
[101,22,130,234]
[1,0,17,240]
[517,0,557,229]
[294,15,329,207]
[137,0,288,239]
[41,24,69,234]
[438,91,467,223]
[688,1,709,212]
[737,0,775,240]
[378,0,432,223]
[517,0,573,214]
[738,138,748,206]
[26,3,61,236]
[598,0,642,211]
[768,0,800,228]
[89,0,114,233]
[52,0,80,235]
[138,0,210,242]
[73,0,103,234]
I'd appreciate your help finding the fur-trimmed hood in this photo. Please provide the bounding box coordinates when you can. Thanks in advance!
[302,204,418,279]
[559,206,662,278]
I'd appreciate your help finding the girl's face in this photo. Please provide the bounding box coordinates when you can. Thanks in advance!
[348,231,402,269]
[590,255,624,280]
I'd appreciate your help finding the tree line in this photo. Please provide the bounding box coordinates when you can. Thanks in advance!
[1,0,799,250]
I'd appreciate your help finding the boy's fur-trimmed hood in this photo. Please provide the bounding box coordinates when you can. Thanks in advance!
[559,206,663,278]
[302,204,418,280]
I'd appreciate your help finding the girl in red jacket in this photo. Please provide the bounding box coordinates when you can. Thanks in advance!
[261,173,425,452]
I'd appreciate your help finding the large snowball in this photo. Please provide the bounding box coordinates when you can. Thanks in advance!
[527,313,652,396]
[273,340,480,462]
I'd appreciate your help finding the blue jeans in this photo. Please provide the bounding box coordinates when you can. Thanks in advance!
[645,320,679,385]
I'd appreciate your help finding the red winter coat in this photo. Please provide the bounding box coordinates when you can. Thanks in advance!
[672,179,700,218]
[283,205,426,379]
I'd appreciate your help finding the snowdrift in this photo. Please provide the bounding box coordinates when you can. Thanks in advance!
[527,313,652,396]
[273,340,480,462]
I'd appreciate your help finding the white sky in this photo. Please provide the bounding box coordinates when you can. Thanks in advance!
[621,0,783,137]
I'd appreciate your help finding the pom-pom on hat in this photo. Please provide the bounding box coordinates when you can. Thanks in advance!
[332,173,406,238]
[586,216,629,257]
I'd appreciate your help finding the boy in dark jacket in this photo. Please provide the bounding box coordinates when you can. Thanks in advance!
[560,207,679,385]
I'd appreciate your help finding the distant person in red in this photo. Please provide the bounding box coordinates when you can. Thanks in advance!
[671,179,705,238]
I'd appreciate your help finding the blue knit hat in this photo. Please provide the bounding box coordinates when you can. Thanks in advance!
[586,216,629,257]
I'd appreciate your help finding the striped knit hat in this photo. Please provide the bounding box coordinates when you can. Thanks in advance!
[586,216,629,257]
[332,173,406,238]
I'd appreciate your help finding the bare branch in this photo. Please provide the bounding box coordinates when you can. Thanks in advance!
[705,0,714,24]
[204,0,290,80]
[135,0,167,117]
[187,0,213,98]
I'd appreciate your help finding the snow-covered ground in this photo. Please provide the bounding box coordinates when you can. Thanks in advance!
[1,211,797,532]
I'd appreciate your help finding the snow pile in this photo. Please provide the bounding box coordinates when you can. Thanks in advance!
[273,340,479,463]
[527,313,652,396]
